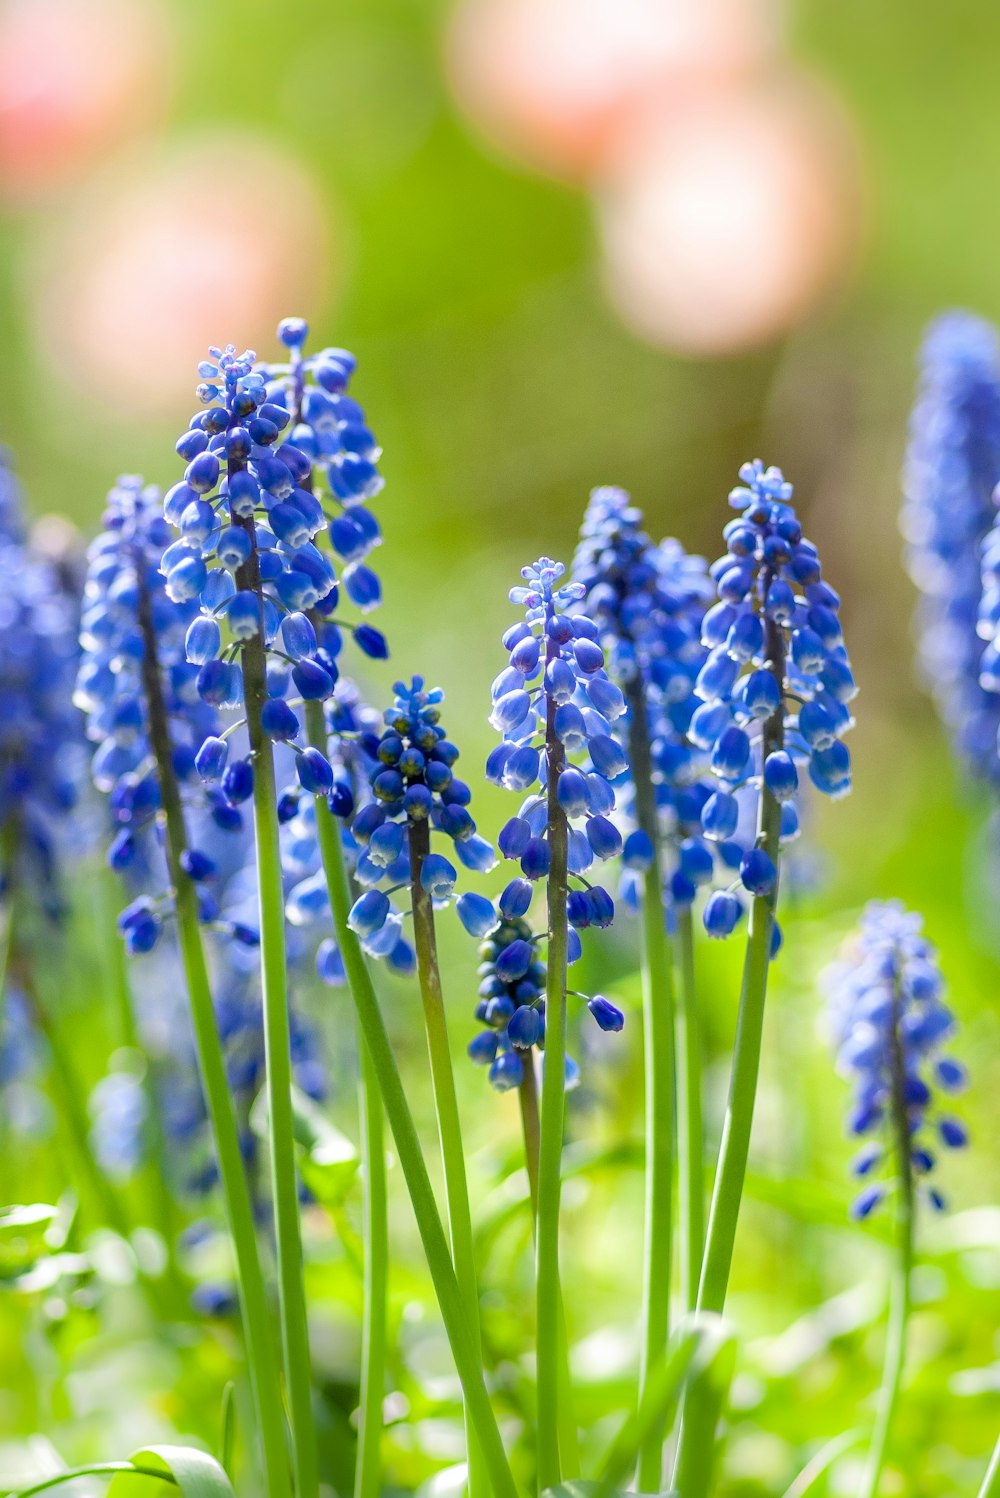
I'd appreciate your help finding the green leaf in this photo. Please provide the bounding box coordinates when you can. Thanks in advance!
[0,1205,59,1277]
[543,1484,673,1498]
[595,1317,709,1495]
[251,1084,359,1212]
[106,1446,235,1498]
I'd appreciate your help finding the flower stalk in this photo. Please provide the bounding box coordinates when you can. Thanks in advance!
[135,561,291,1498]
[304,718,518,1498]
[624,673,675,1494]
[231,474,319,1498]
[407,815,487,1498]
[536,636,570,1493]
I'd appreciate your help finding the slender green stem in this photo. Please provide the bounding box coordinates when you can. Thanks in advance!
[858,978,914,1498]
[9,1464,177,1498]
[625,677,675,1493]
[536,653,569,1494]
[518,1060,541,1218]
[355,1035,387,1498]
[407,817,487,1498]
[675,908,704,1314]
[518,1056,580,1480]
[135,563,290,1498]
[305,736,517,1498]
[234,506,318,1498]
[695,607,785,1316]
[672,604,785,1486]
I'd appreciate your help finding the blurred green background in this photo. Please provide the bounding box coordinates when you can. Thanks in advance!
[4,0,1000,1494]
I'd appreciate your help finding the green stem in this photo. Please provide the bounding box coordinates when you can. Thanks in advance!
[672,603,785,1486]
[675,907,704,1314]
[625,677,675,1494]
[9,1464,177,1498]
[407,817,487,1498]
[354,1035,387,1498]
[518,1056,580,1481]
[234,507,319,1498]
[304,721,517,1498]
[536,657,569,1494]
[135,563,290,1498]
[695,605,785,1316]
[858,979,914,1498]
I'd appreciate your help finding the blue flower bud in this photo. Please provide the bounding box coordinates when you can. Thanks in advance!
[704,890,742,938]
[261,698,300,742]
[740,848,776,896]
[508,1006,543,1049]
[587,995,624,1032]
[586,815,622,859]
[349,890,391,937]
[456,893,497,937]
[420,852,457,900]
[297,747,334,794]
[195,735,229,781]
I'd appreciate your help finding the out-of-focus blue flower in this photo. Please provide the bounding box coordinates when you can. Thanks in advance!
[76,477,245,954]
[692,461,855,935]
[901,313,1000,784]
[825,900,968,1218]
[572,486,720,917]
[89,1068,148,1182]
[0,448,87,919]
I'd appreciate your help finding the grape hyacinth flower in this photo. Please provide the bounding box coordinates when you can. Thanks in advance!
[76,475,288,1498]
[825,900,967,1498]
[673,459,856,1485]
[492,555,627,1489]
[901,312,1000,784]
[0,447,86,921]
[573,485,715,1356]
[165,331,395,1498]
[826,901,967,1219]
[348,675,495,914]
[694,460,856,938]
[344,675,493,1486]
[76,476,243,952]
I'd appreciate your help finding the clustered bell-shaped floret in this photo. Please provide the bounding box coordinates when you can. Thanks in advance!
[693,461,856,935]
[488,557,627,898]
[572,486,723,916]
[901,313,1000,784]
[164,325,389,803]
[0,450,86,918]
[345,677,495,937]
[465,897,625,1091]
[76,476,248,955]
[825,900,968,1219]
[283,678,415,980]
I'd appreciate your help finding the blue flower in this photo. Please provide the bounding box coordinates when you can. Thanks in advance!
[0,448,87,919]
[690,461,855,932]
[901,313,1000,784]
[345,677,495,932]
[76,477,241,952]
[163,327,388,781]
[572,486,720,919]
[468,913,547,1089]
[825,900,968,1217]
